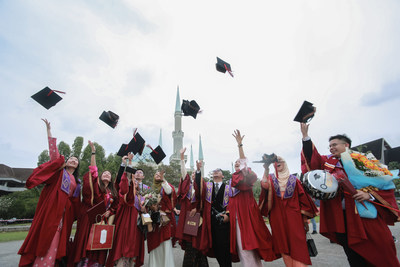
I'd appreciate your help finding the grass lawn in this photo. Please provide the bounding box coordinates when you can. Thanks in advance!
[0,231,28,242]
[0,228,77,243]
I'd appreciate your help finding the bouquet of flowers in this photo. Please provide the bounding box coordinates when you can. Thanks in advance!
[142,189,161,208]
[350,150,392,177]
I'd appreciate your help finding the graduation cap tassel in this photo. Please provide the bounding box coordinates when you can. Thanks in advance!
[47,89,66,96]
[133,128,138,142]
[224,64,234,77]
[146,145,158,154]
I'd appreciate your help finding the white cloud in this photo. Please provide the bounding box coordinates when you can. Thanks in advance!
[1,0,400,179]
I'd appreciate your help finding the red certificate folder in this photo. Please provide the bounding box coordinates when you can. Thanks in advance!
[87,201,106,225]
[183,212,201,236]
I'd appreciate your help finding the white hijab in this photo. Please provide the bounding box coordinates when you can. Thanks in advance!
[275,156,291,191]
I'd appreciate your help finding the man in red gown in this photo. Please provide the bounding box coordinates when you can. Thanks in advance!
[300,122,400,267]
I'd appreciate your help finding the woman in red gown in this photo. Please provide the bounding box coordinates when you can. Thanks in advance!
[106,153,145,267]
[72,141,119,267]
[227,130,276,267]
[259,156,318,267]
[18,119,81,266]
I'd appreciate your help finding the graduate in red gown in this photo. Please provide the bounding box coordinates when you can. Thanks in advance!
[228,130,276,267]
[176,147,209,267]
[259,155,318,266]
[18,119,81,266]
[300,122,400,267]
[106,154,145,267]
[71,140,119,266]
[146,171,177,266]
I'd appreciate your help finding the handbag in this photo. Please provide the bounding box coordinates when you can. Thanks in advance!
[86,220,115,251]
[306,232,318,257]
[160,211,170,226]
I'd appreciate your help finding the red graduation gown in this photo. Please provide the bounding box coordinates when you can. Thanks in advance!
[18,156,80,266]
[106,173,145,267]
[147,183,177,252]
[301,142,400,267]
[176,173,205,249]
[71,169,118,265]
[259,175,318,265]
[227,169,276,262]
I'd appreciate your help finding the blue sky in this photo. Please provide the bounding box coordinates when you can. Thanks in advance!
[1,0,400,177]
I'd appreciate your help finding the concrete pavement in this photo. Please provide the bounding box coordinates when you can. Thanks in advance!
[2,223,400,266]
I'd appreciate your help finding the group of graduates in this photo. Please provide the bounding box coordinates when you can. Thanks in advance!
[17,118,400,267]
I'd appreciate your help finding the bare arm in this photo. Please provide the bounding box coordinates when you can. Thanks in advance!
[42,118,52,138]
[89,140,96,166]
[232,129,245,159]
[42,119,59,160]
[180,147,187,179]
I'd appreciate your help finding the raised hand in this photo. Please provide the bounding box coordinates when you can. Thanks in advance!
[122,155,128,165]
[41,118,51,130]
[232,129,245,145]
[41,118,52,137]
[88,140,96,153]
[180,147,186,160]
[300,123,309,139]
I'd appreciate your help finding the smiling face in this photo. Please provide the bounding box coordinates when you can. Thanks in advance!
[276,159,285,172]
[101,171,112,182]
[212,169,223,182]
[154,171,163,182]
[234,160,240,172]
[66,156,79,169]
[329,138,349,158]
[135,169,144,181]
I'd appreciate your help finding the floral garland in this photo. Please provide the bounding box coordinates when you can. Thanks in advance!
[350,151,392,177]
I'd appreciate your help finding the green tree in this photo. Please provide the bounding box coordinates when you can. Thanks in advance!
[162,160,182,189]
[104,153,123,178]
[58,141,71,159]
[0,188,40,219]
[72,136,84,159]
[388,161,400,196]
[37,149,50,166]
[388,161,400,170]
[79,142,107,176]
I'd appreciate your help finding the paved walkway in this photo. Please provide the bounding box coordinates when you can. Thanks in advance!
[2,223,400,266]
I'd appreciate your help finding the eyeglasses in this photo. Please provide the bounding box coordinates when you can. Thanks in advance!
[328,142,346,149]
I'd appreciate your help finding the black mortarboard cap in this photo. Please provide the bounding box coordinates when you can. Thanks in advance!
[128,132,146,155]
[293,101,316,123]
[99,110,119,128]
[216,57,233,77]
[31,87,63,109]
[149,145,166,164]
[181,100,201,119]
[117,144,130,157]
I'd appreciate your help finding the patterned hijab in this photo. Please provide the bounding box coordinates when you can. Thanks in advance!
[152,171,164,193]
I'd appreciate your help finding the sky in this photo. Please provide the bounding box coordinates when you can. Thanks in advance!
[1,0,400,178]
